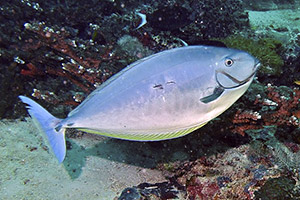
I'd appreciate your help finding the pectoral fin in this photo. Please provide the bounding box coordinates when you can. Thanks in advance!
[200,87,224,104]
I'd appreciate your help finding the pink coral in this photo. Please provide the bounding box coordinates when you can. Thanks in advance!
[231,84,300,135]
[21,23,113,93]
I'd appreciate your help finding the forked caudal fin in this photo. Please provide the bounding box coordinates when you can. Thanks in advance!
[19,96,66,163]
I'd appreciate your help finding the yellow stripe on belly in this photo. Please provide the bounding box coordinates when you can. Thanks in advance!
[77,122,207,141]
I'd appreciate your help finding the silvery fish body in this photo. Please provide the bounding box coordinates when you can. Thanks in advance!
[19,45,260,162]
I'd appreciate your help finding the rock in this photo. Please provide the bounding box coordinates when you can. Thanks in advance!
[118,187,141,200]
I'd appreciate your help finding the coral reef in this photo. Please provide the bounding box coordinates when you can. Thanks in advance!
[186,0,249,39]
[254,176,296,200]
[246,126,300,172]
[147,5,192,31]
[1,0,300,199]
[231,83,300,136]
[22,22,113,92]
[157,144,277,199]
[116,35,153,63]
[153,126,300,199]
[118,181,181,200]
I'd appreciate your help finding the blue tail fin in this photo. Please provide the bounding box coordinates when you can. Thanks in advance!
[19,96,66,163]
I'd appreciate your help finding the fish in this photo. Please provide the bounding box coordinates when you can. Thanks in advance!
[19,45,260,163]
[294,80,300,85]
[136,13,147,29]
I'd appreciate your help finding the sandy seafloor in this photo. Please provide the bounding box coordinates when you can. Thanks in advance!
[0,118,167,200]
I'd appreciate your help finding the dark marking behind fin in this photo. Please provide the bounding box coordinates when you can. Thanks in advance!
[153,84,164,89]
[67,123,74,127]
[200,87,224,104]
[55,125,62,132]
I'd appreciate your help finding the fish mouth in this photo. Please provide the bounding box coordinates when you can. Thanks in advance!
[217,61,261,89]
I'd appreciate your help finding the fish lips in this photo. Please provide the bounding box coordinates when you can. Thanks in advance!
[216,61,261,89]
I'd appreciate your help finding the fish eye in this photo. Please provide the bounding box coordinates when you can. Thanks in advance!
[225,58,234,67]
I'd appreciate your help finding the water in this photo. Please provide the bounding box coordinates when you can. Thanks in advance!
[0,0,300,199]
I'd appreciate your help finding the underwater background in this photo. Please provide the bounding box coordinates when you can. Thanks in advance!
[1,0,300,199]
